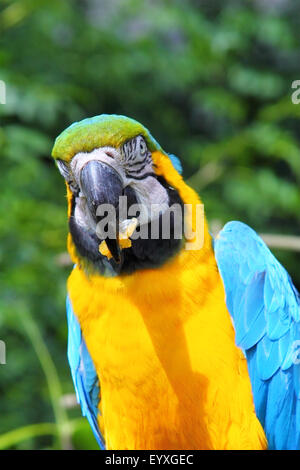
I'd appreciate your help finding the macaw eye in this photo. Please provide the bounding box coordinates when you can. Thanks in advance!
[121,135,150,163]
[138,137,147,156]
[56,159,79,194]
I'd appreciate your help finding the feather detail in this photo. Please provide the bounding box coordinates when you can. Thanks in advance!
[66,295,105,449]
[215,221,300,449]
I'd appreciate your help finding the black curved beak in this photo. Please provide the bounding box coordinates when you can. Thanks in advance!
[80,160,123,263]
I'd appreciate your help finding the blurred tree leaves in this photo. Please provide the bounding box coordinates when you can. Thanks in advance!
[0,0,300,449]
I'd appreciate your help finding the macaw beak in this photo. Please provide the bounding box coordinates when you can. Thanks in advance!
[80,160,123,263]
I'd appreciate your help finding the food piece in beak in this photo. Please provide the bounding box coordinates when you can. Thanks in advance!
[99,218,138,261]
[105,237,121,263]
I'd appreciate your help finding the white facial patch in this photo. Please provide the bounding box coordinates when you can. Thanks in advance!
[74,193,96,231]
[70,147,125,188]
[127,176,170,226]
[70,145,170,233]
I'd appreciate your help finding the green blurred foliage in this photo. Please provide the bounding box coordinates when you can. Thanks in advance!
[0,0,300,449]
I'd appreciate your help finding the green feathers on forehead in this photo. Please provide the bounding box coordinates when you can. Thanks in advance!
[52,114,163,162]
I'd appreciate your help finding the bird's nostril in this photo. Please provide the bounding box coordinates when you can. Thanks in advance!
[105,150,114,159]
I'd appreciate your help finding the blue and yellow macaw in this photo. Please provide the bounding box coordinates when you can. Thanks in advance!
[52,114,300,450]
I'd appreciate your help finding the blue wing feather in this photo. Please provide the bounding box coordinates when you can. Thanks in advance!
[66,295,105,449]
[214,221,300,449]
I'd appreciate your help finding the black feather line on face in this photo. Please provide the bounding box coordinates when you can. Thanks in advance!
[125,163,148,176]
[124,172,156,180]
[127,158,148,169]
[68,175,184,276]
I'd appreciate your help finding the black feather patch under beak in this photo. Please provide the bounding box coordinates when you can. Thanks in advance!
[80,160,123,263]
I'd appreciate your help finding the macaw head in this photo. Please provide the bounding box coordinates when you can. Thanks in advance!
[52,114,210,275]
